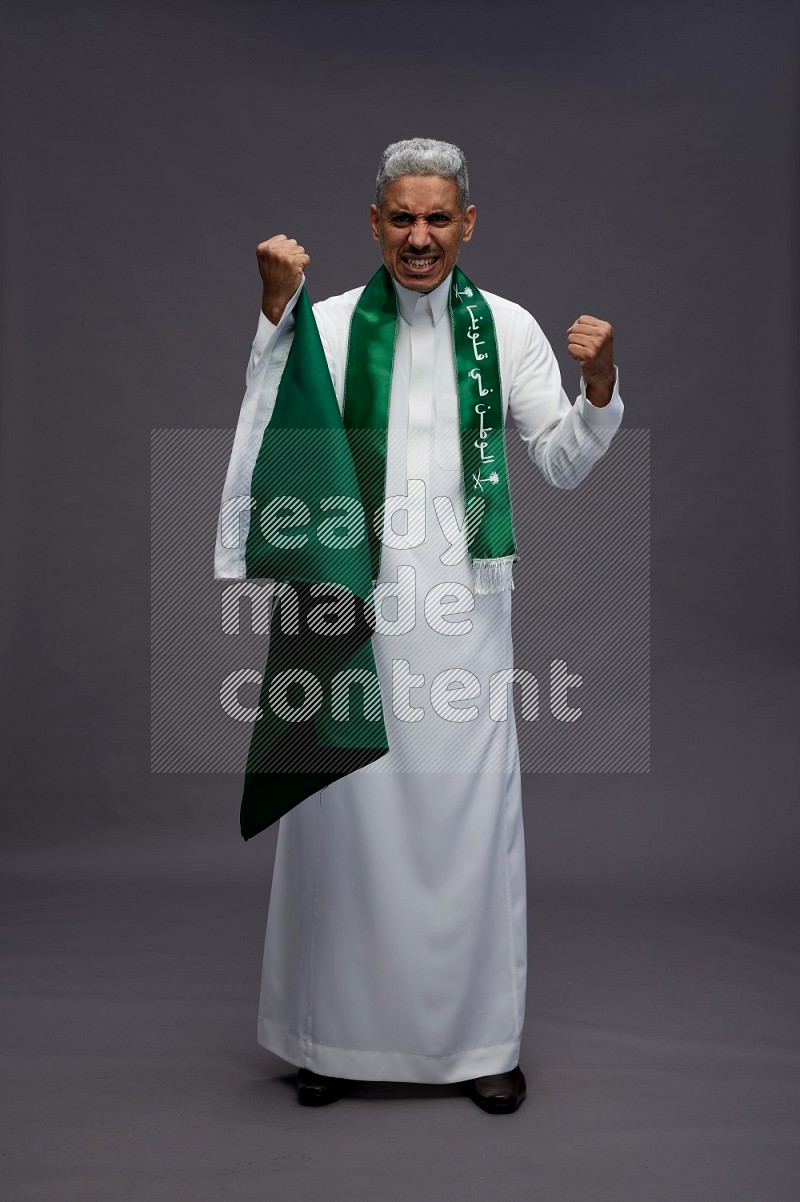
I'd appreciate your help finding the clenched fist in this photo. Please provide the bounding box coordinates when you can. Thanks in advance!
[257,235,311,324]
[567,315,615,407]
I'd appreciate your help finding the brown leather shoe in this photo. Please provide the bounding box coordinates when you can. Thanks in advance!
[468,1065,527,1114]
[296,1067,348,1106]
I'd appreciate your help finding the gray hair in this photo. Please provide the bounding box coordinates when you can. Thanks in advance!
[375,138,470,211]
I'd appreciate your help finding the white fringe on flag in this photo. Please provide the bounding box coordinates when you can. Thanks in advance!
[472,555,516,595]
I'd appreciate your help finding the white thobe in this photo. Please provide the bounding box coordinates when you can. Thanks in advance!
[219,270,623,1083]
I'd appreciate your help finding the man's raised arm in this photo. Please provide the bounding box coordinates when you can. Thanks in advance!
[215,234,310,580]
[566,314,616,408]
[508,308,623,491]
[257,234,310,323]
[246,234,310,385]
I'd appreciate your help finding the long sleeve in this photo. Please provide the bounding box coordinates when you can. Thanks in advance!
[503,306,623,489]
[246,311,279,384]
[245,276,306,384]
[214,279,305,580]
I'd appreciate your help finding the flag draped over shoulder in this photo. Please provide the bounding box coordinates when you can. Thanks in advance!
[239,288,389,840]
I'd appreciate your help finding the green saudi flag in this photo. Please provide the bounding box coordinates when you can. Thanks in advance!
[240,288,389,840]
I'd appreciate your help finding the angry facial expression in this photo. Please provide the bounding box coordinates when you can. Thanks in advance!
[370,175,476,294]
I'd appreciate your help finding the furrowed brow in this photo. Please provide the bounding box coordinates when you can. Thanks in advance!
[387,209,453,220]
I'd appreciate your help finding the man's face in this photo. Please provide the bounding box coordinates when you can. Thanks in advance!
[370,175,477,294]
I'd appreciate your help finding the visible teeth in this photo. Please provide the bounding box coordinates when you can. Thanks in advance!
[406,258,436,267]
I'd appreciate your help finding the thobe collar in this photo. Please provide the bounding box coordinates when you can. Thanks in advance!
[391,272,453,327]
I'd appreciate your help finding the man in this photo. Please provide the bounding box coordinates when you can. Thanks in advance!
[216,138,623,1113]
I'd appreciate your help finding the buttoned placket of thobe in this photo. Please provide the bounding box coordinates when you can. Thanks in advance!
[381,280,454,583]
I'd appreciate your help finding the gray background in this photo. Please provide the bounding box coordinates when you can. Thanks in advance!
[1,1,798,1199]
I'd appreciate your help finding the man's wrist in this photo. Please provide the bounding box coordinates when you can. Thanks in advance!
[261,293,290,325]
[583,370,616,408]
[261,276,305,326]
